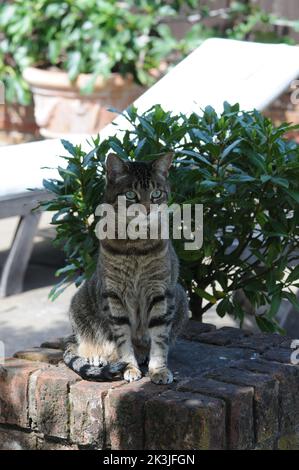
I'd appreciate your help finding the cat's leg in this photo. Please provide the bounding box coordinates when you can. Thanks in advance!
[147,292,174,384]
[170,283,189,342]
[106,293,142,382]
[68,281,110,367]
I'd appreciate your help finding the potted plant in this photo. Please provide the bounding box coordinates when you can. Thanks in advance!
[0,0,196,137]
[2,0,299,139]
[0,59,39,142]
[41,103,299,333]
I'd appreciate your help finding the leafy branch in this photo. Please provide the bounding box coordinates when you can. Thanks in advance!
[41,103,299,333]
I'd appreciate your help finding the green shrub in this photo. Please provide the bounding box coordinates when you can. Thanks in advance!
[41,103,299,332]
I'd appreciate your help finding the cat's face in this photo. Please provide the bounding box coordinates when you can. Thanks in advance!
[104,153,172,212]
[101,154,173,250]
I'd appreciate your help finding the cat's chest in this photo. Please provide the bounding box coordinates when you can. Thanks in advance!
[104,252,170,297]
[118,255,163,290]
[103,252,171,337]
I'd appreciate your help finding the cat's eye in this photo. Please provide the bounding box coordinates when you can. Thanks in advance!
[125,191,137,201]
[151,189,162,200]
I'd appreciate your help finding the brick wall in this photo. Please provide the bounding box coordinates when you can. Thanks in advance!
[263,86,299,141]
[0,322,299,450]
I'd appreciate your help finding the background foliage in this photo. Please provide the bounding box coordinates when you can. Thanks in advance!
[0,0,199,104]
[1,0,299,105]
[185,0,299,44]
[41,103,299,333]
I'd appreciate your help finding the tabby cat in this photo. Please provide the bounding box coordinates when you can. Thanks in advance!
[63,152,189,384]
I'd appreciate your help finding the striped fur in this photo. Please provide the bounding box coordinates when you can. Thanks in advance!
[64,153,189,384]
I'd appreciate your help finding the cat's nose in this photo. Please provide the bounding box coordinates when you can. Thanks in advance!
[144,203,151,215]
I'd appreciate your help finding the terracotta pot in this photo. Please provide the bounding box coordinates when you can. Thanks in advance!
[0,103,38,134]
[23,67,145,137]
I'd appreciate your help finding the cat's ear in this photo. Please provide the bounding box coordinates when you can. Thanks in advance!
[152,153,173,177]
[105,153,128,181]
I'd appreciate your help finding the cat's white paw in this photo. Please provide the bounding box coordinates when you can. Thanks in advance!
[123,365,142,382]
[88,356,107,367]
[150,367,173,384]
[89,355,100,366]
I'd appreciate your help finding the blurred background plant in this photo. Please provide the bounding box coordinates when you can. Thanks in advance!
[0,0,197,105]
[1,0,299,106]
[40,103,299,333]
[182,0,299,45]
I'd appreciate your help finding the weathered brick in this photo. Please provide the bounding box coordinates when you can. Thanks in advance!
[230,333,288,353]
[36,438,79,450]
[70,380,125,448]
[40,338,64,350]
[197,327,250,346]
[180,320,216,341]
[205,367,279,445]
[0,425,37,450]
[280,338,293,349]
[105,377,166,450]
[0,358,46,427]
[145,390,226,450]
[262,348,294,364]
[254,438,276,450]
[29,364,80,439]
[14,348,63,365]
[168,339,255,382]
[236,359,299,434]
[40,337,67,350]
[177,377,254,449]
[3,326,298,450]
[277,425,299,450]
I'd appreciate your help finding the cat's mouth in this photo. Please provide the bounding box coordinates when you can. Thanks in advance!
[116,210,167,241]
[95,200,171,243]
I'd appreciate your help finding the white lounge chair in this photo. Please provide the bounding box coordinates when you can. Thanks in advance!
[1,38,299,297]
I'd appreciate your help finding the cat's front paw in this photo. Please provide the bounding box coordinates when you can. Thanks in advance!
[149,367,173,384]
[87,356,107,367]
[123,364,142,382]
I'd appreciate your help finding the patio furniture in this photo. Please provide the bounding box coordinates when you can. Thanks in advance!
[0,190,49,296]
[1,38,299,297]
